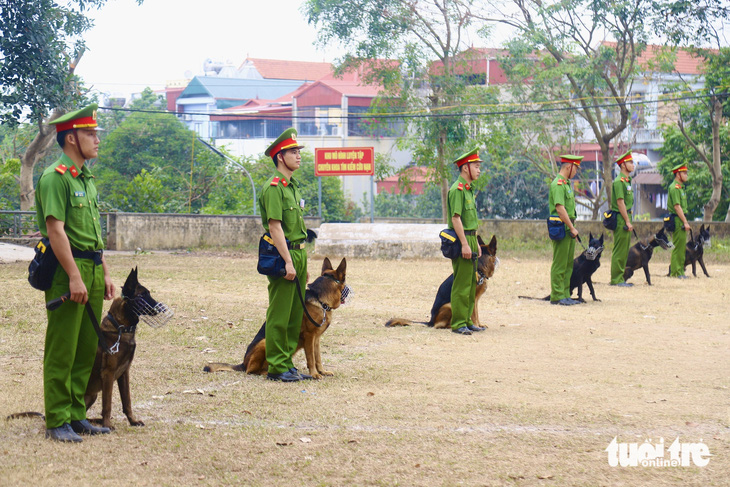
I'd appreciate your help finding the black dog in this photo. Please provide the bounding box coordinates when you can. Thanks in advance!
[518,233,603,304]
[685,224,711,277]
[624,228,673,285]
[569,232,604,302]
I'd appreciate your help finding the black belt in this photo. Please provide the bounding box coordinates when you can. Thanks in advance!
[71,248,103,265]
[288,241,306,250]
[464,230,477,236]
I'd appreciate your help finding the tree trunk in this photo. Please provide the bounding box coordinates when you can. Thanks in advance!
[704,98,722,222]
[600,143,613,218]
[19,120,57,210]
[437,128,448,223]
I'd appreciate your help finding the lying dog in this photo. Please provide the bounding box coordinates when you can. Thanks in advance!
[569,232,604,302]
[385,235,498,329]
[7,268,172,429]
[624,227,673,285]
[84,267,172,429]
[204,257,348,379]
[685,224,711,277]
[518,233,603,303]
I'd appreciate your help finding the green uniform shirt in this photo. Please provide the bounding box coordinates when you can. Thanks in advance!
[549,175,576,219]
[258,170,308,242]
[35,154,104,252]
[667,180,687,215]
[611,175,634,213]
[447,176,478,231]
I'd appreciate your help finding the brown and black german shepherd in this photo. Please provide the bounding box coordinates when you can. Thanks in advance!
[385,235,498,329]
[204,257,347,379]
[7,268,164,429]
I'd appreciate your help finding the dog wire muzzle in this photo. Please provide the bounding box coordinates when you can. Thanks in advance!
[127,294,174,328]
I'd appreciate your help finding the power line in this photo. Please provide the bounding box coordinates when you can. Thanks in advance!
[103,89,724,121]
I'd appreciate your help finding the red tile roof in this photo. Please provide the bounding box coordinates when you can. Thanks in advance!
[239,58,333,81]
[602,42,709,75]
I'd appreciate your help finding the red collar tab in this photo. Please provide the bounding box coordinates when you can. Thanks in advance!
[69,165,80,178]
[55,164,67,175]
[465,183,471,190]
[281,178,288,187]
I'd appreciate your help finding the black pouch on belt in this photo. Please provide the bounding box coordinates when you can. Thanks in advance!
[257,233,289,277]
[28,237,59,291]
[438,228,462,259]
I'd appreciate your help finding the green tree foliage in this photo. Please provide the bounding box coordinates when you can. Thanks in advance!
[0,158,21,210]
[95,102,223,213]
[660,123,730,222]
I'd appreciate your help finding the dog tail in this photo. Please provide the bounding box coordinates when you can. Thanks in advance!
[203,362,245,373]
[385,318,429,327]
[517,295,551,301]
[6,411,45,421]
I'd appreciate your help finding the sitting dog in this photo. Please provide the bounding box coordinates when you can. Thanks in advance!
[84,267,172,429]
[569,232,604,302]
[7,268,171,429]
[385,235,498,329]
[624,227,673,285]
[204,257,348,379]
[685,224,711,277]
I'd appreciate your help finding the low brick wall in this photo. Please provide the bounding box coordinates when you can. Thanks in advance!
[106,213,321,251]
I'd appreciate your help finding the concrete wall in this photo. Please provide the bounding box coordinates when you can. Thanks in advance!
[106,213,321,251]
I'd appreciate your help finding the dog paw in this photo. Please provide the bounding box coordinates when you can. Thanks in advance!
[320,370,334,376]
[311,372,323,380]
[129,420,145,427]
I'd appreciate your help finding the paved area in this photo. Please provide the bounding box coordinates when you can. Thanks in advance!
[0,242,35,264]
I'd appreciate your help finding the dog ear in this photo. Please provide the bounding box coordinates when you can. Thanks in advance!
[335,258,347,281]
[599,233,604,243]
[122,268,137,297]
[487,235,497,255]
[477,234,485,246]
[321,257,333,274]
[589,231,594,240]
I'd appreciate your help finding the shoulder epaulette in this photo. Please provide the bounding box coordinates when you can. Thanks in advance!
[55,164,67,175]
[270,177,280,186]
[557,179,563,186]
[675,183,681,189]
[457,182,464,191]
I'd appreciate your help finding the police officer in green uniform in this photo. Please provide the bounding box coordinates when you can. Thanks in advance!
[549,155,582,305]
[35,103,114,442]
[668,163,690,278]
[447,148,483,335]
[259,128,310,381]
[609,151,635,286]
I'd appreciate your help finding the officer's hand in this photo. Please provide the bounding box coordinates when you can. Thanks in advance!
[570,227,579,238]
[69,276,88,305]
[684,223,691,232]
[626,222,634,232]
[477,245,482,258]
[461,246,472,260]
[284,261,296,281]
[104,276,115,301]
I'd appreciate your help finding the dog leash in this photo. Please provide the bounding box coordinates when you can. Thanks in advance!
[575,234,587,251]
[293,276,326,328]
[46,292,117,354]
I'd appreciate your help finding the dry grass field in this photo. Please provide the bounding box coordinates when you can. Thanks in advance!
[1,244,728,486]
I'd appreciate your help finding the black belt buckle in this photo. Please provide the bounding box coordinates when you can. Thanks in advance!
[464,230,477,236]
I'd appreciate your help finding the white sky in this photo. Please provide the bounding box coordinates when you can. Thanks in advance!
[76,0,335,100]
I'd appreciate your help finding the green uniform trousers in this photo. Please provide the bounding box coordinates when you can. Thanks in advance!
[610,214,631,284]
[670,217,686,277]
[265,248,307,374]
[550,232,575,301]
[450,234,478,330]
[43,258,104,429]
